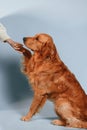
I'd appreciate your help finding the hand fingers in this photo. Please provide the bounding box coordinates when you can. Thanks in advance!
[11,44,23,50]
[10,43,26,53]
[14,47,23,51]
[13,44,23,48]
[14,48,23,53]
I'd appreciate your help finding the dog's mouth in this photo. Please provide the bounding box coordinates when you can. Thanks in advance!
[23,41,34,54]
[30,48,34,52]
[23,37,40,52]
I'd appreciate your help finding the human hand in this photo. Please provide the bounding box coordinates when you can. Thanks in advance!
[10,42,24,53]
[5,39,24,53]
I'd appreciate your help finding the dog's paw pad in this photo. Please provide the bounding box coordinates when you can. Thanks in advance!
[21,116,30,121]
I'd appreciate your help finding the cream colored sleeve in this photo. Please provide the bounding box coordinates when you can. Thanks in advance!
[0,23,10,42]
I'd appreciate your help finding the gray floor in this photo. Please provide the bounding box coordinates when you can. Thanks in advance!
[0,98,86,130]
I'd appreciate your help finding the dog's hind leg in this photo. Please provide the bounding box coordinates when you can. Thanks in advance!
[52,119,66,126]
[54,100,87,128]
[66,118,87,128]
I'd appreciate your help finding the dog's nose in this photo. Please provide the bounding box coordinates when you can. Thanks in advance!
[23,37,26,42]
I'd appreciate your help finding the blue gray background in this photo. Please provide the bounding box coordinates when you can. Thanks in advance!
[0,0,87,130]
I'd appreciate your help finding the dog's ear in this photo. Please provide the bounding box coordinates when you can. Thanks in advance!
[50,42,61,61]
[42,39,61,61]
[41,40,57,60]
[50,42,57,59]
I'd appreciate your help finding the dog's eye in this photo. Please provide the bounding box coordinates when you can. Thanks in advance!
[36,37,39,40]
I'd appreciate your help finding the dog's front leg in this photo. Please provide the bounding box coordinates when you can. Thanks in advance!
[21,94,47,121]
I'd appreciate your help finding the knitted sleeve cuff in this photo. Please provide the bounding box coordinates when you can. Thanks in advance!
[0,23,10,42]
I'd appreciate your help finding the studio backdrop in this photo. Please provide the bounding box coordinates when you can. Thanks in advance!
[0,1,87,129]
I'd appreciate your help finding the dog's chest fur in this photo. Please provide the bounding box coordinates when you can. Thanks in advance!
[26,54,69,96]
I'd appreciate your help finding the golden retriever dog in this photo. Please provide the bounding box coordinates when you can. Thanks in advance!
[19,33,87,128]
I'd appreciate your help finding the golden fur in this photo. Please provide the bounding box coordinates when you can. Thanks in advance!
[19,33,87,128]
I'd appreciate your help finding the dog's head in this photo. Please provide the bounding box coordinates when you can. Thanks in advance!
[23,33,57,59]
